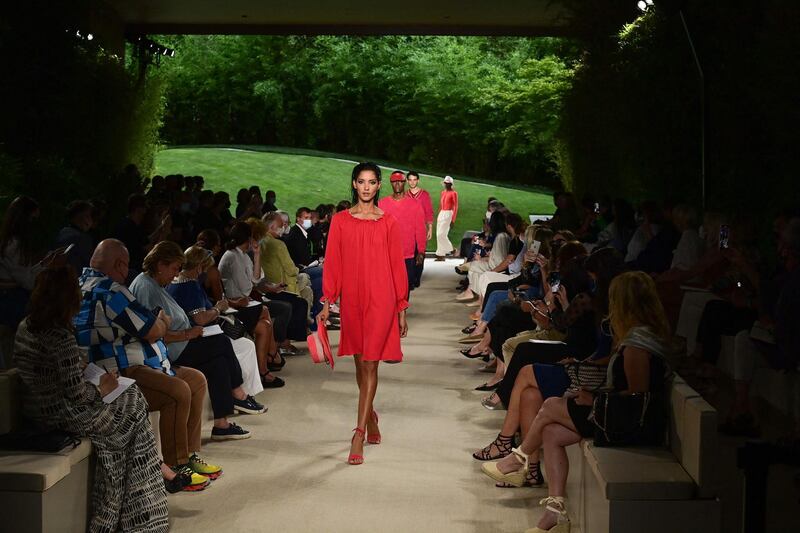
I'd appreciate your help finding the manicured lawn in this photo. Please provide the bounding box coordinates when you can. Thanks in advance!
[155,146,554,251]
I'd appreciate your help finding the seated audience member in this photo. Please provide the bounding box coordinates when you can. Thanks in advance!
[262,189,278,214]
[661,204,704,276]
[309,204,331,258]
[54,200,95,273]
[624,201,662,263]
[336,199,352,213]
[193,190,222,235]
[482,271,672,532]
[14,264,170,531]
[595,199,636,254]
[284,207,319,267]
[483,248,626,411]
[457,211,510,302]
[474,213,526,303]
[630,200,680,273]
[112,193,170,278]
[195,229,225,301]
[235,188,251,218]
[0,196,46,329]
[212,191,235,230]
[688,217,761,382]
[719,217,800,437]
[200,226,294,359]
[463,226,553,342]
[130,241,262,441]
[167,245,265,397]
[76,239,217,491]
[549,192,581,232]
[219,221,301,377]
[257,214,315,330]
[254,214,317,321]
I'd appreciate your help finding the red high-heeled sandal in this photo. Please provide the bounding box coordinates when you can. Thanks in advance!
[367,411,381,445]
[348,428,366,465]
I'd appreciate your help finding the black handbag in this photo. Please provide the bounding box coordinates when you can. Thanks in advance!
[218,315,247,340]
[0,427,81,453]
[565,362,608,392]
[589,392,651,447]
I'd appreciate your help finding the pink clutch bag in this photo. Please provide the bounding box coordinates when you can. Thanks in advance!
[307,319,334,368]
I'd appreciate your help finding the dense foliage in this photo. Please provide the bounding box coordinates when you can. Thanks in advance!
[558,0,799,214]
[0,1,163,231]
[159,36,578,188]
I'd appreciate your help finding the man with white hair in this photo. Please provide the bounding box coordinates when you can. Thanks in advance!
[435,175,459,261]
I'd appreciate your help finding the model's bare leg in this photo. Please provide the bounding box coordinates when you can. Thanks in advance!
[350,356,379,461]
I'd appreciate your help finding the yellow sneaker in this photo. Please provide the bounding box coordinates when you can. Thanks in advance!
[172,464,210,492]
[189,453,223,480]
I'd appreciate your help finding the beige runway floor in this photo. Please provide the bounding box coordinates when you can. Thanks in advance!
[168,258,545,533]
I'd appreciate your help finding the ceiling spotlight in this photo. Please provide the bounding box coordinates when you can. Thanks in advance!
[637,0,654,12]
[169,50,176,57]
[86,33,94,41]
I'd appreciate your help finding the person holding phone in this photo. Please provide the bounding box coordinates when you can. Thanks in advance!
[317,162,410,465]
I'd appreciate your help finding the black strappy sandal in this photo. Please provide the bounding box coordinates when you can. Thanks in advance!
[495,460,545,488]
[461,323,478,335]
[472,433,514,461]
[461,347,488,359]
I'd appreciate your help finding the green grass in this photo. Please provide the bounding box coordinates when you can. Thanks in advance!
[155,146,555,251]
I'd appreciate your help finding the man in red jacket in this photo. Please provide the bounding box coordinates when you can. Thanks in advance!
[405,171,433,287]
[378,171,427,299]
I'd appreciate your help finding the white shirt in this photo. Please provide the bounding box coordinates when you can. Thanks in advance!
[671,229,705,271]
[218,247,256,299]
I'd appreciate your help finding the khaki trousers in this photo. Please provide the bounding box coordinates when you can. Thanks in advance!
[123,365,207,466]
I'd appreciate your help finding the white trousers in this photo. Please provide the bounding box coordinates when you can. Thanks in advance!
[477,271,519,297]
[436,210,454,256]
[231,337,264,397]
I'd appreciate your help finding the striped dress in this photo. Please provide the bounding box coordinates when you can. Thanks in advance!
[13,320,169,532]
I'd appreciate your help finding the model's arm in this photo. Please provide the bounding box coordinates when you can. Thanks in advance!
[451,191,459,224]
[319,215,342,323]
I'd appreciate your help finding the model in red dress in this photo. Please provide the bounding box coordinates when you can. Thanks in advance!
[318,162,409,465]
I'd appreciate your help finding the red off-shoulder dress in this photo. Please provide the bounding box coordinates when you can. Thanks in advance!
[322,210,409,361]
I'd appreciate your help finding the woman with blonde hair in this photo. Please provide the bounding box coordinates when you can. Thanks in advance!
[482,271,672,533]
[167,246,264,398]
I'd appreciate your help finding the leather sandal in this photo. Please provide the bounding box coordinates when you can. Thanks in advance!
[348,428,366,465]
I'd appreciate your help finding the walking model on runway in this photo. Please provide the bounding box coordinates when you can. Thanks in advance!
[317,162,410,465]
[435,175,458,260]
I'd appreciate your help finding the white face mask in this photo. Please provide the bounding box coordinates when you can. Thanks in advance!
[283,225,291,235]
[302,219,312,230]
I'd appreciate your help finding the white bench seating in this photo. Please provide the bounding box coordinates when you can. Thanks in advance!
[567,376,721,533]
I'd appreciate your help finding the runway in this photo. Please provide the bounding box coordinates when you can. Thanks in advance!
[169,258,541,533]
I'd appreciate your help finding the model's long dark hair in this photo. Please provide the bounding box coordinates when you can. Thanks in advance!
[351,162,382,205]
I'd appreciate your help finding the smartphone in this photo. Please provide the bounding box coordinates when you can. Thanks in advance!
[530,239,541,257]
[549,272,561,294]
[152,306,162,316]
[64,243,75,255]
[512,289,527,301]
[719,225,730,249]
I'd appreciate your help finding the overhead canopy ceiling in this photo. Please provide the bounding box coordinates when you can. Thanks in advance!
[104,0,572,36]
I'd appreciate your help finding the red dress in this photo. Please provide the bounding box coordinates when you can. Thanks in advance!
[322,210,409,361]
